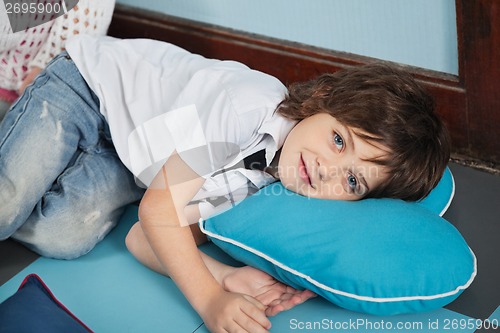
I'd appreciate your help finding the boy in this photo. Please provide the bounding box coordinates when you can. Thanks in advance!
[0,35,449,332]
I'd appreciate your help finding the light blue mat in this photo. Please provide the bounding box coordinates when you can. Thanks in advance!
[0,205,480,332]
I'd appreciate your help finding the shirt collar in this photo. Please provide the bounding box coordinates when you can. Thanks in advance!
[257,112,297,165]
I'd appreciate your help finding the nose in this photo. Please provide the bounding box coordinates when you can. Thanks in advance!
[316,155,343,183]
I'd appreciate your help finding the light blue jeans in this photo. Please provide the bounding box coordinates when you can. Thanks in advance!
[0,53,144,259]
[0,100,11,122]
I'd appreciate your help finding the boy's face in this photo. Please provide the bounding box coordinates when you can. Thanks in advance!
[278,113,388,200]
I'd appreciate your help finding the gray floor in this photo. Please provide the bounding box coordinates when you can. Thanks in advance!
[1,162,499,320]
[443,163,500,320]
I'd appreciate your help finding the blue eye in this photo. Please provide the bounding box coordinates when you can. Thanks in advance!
[347,174,358,190]
[333,133,344,151]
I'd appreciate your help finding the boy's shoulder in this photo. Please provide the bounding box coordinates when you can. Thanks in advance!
[201,61,286,115]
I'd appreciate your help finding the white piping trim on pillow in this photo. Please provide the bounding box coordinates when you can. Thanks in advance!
[439,169,456,217]
[199,219,477,303]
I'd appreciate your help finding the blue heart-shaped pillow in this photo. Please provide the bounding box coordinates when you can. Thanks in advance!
[200,167,476,315]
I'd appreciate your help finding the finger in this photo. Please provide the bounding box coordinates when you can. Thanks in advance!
[224,321,247,333]
[278,295,305,311]
[234,315,270,333]
[242,294,267,312]
[266,295,299,311]
[266,294,306,317]
[265,303,285,317]
[294,290,317,304]
[254,288,287,306]
[284,285,301,293]
[257,288,314,309]
[240,297,272,331]
[279,289,316,306]
[267,299,282,307]
[230,314,269,333]
[284,285,314,298]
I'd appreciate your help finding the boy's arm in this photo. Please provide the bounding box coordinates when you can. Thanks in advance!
[127,211,316,317]
[138,152,272,333]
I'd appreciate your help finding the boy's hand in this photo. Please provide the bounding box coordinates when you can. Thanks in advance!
[201,289,271,333]
[222,266,316,317]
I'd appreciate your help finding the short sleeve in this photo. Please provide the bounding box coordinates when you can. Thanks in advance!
[168,62,287,179]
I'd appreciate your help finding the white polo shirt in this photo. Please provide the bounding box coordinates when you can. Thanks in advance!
[66,35,296,218]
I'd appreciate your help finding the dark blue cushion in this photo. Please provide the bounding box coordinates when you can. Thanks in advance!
[0,274,93,333]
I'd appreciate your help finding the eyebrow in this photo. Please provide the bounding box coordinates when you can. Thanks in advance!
[344,126,356,154]
[342,126,370,194]
[357,172,370,194]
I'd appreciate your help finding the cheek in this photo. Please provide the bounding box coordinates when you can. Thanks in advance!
[278,148,297,178]
[286,183,353,200]
[278,162,297,186]
[278,178,304,197]
[316,183,348,200]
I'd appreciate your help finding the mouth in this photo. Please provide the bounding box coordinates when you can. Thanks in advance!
[298,154,312,186]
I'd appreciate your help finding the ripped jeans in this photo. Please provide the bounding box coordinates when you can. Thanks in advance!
[0,53,144,259]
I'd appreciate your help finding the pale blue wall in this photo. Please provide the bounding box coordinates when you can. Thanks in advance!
[116,0,458,75]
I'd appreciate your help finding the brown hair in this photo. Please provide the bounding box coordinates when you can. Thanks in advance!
[276,63,450,201]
